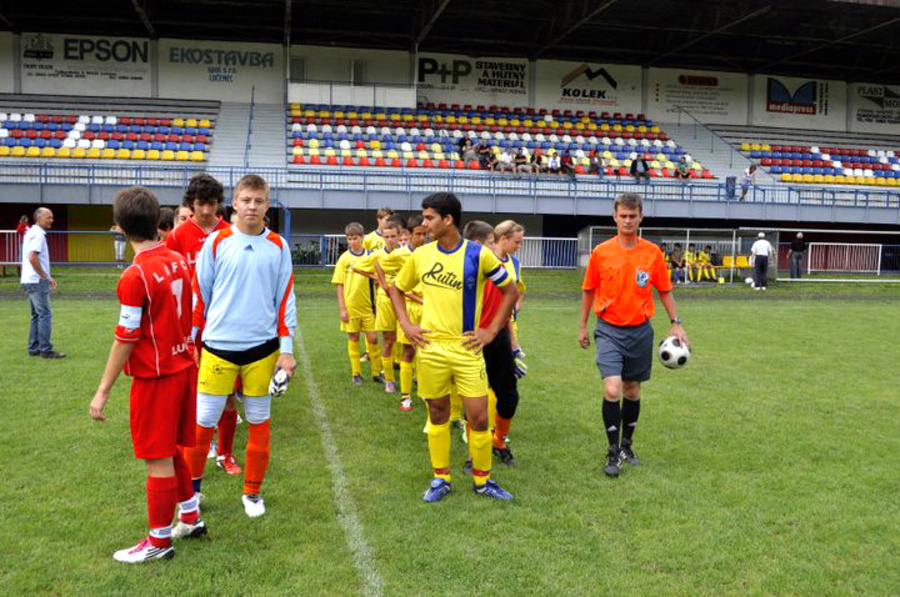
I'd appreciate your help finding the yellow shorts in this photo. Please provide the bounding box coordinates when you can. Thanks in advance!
[417,339,488,399]
[198,349,279,397]
[397,302,423,345]
[340,312,375,334]
[374,293,396,332]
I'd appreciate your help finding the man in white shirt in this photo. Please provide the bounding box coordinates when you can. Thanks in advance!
[739,164,758,201]
[21,207,65,358]
[749,232,774,291]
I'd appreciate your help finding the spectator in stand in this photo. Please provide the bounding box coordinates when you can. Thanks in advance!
[750,232,774,290]
[668,242,685,284]
[676,156,691,181]
[630,153,651,184]
[789,232,807,279]
[457,135,469,155]
[514,148,533,173]
[21,207,65,359]
[498,148,514,172]
[546,151,561,174]
[111,224,127,268]
[561,150,576,177]
[486,149,500,171]
[477,141,492,168]
[462,139,479,167]
[589,150,605,178]
[532,148,544,173]
[739,164,758,201]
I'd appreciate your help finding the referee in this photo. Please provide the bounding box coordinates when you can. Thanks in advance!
[578,193,689,477]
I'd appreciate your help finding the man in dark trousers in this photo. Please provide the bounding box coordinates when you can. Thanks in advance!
[789,232,807,279]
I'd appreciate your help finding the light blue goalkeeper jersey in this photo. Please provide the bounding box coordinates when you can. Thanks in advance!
[193,225,296,354]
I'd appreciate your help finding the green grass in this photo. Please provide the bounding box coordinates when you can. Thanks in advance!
[1,272,899,595]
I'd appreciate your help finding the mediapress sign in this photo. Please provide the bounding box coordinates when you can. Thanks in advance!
[20,32,151,96]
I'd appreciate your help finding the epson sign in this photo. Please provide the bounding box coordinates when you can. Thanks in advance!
[63,38,149,63]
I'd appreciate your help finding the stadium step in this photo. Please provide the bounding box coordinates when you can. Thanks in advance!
[207,102,250,168]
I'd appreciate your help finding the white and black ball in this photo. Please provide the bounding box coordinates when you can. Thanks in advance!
[658,336,691,369]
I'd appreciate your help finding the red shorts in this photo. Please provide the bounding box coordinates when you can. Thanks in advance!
[129,365,198,459]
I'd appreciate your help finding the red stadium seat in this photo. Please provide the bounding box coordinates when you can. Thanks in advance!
[390,158,402,167]
[358,157,371,166]
[375,158,386,167]
[326,156,338,165]
[342,157,353,166]
[292,155,304,164]
[406,158,418,168]
[309,155,321,164]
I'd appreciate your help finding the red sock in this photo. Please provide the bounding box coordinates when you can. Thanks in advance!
[172,450,198,524]
[243,420,271,495]
[216,407,238,457]
[493,416,512,449]
[185,425,217,480]
[146,475,177,548]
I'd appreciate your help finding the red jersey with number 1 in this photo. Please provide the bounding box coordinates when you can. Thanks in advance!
[115,242,195,378]
[165,216,230,272]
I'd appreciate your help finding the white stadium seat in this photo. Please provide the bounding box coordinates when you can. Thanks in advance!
[10,113,21,122]
[23,113,35,122]
[63,138,76,148]
[77,139,91,149]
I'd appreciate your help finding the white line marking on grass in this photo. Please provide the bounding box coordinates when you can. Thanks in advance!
[294,330,384,597]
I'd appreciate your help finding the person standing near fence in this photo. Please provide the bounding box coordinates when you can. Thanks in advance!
[739,164,758,201]
[750,232,774,290]
[21,207,65,359]
[111,223,127,267]
[789,232,807,279]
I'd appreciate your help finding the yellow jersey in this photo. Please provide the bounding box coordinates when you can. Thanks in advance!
[697,250,711,265]
[684,250,697,264]
[395,238,510,339]
[331,249,373,319]
[357,245,409,298]
[363,230,385,253]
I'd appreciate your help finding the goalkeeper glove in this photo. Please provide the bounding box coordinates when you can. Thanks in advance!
[512,348,527,378]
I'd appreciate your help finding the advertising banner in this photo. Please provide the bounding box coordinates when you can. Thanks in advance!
[647,67,748,124]
[534,60,641,112]
[159,39,284,103]
[416,52,528,106]
[850,83,900,133]
[20,32,151,96]
[751,74,846,130]
[0,32,14,93]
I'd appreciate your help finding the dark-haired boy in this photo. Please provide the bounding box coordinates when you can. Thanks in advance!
[89,186,203,563]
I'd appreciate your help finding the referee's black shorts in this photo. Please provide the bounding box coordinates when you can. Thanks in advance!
[594,319,654,382]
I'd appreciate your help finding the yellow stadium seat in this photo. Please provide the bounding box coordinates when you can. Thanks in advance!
[402,114,413,122]
[340,149,352,158]
[348,112,358,119]
[523,119,533,127]
[402,151,414,160]
[740,143,751,151]
[751,143,761,151]
[323,148,336,158]
[434,152,445,160]
[304,110,315,118]
[865,176,877,185]
[101,148,115,159]
[131,149,146,160]
[41,147,56,158]
[735,255,751,269]
[650,160,661,169]
[790,173,802,182]
[387,150,399,159]
[813,174,824,183]
[562,121,573,129]
[356,149,368,158]
[470,116,480,125]
[191,151,205,162]
[319,111,330,118]
[291,146,303,156]
[650,125,660,133]
[370,140,381,150]
[625,125,635,132]
[87,148,101,159]
[371,150,383,159]
[361,112,372,120]
[887,178,898,187]
[431,143,442,153]
[161,150,175,161]
[117,149,130,159]
[761,143,771,151]
[173,118,185,127]
[417,151,428,160]
[11,146,26,157]
[876,177,886,186]
[485,117,495,125]
[834,174,845,183]
[638,125,647,133]
[375,113,386,121]
[186,118,198,127]
[72,147,86,159]
[449,151,460,161]
[176,150,190,161]
[334,111,344,119]
[824,174,835,184]
[575,122,585,130]
[498,118,508,126]
[781,173,791,182]
[612,124,623,132]
[600,123,610,131]
[0,146,9,157]
[389,114,400,121]
[146,149,160,160]
[25,146,40,157]
[199,119,211,128]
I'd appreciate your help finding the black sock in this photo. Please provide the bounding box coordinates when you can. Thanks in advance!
[192,478,203,494]
[622,399,641,443]
[602,400,621,448]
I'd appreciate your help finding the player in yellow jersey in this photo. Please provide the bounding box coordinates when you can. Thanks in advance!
[332,223,382,385]
[390,192,519,502]
[697,244,717,281]
[396,214,427,412]
[684,243,698,283]
[355,219,406,393]
[363,206,395,253]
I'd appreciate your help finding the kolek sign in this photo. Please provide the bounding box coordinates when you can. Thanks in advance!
[535,60,641,111]
[416,53,528,105]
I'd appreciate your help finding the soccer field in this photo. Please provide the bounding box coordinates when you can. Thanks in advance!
[2,271,899,596]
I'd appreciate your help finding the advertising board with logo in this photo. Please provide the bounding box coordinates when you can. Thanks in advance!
[647,67,748,124]
[534,60,641,112]
[751,74,846,130]
[159,39,284,103]
[20,32,151,96]
[850,83,900,133]
[416,52,528,107]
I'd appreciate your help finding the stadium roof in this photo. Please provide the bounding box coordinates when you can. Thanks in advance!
[5,0,900,83]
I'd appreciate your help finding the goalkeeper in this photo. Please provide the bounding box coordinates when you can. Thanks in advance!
[462,221,524,467]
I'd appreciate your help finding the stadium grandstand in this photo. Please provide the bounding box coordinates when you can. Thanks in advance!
[1,0,899,275]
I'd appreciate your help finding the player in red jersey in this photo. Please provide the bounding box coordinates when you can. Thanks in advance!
[89,187,205,564]
[165,174,243,476]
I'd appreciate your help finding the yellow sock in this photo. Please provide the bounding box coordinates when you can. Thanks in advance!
[449,384,462,422]
[382,354,394,383]
[427,421,451,481]
[347,340,361,376]
[366,343,382,378]
[400,361,413,395]
[487,388,497,433]
[393,341,402,364]
[469,428,492,486]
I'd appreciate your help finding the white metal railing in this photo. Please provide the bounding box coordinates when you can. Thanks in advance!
[807,242,882,275]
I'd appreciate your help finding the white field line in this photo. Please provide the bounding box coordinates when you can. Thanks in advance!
[294,329,384,597]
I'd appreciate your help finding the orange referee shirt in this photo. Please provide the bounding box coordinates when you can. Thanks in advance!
[582,237,673,326]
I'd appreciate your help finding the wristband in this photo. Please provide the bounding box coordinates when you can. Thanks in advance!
[671,317,681,325]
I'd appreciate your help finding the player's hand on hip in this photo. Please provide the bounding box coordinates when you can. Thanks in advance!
[462,328,493,354]
[578,327,591,349]
[276,353,297,378]
[90,390,109,421]
[406,325,431,349]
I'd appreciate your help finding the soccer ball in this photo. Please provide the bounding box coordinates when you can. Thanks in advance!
[658,336,691,369]
[744,276,754,286]
[269,368,291,398]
